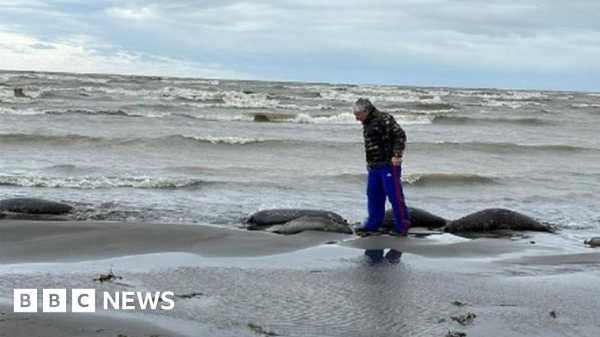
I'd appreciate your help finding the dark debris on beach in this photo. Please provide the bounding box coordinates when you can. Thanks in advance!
[175,292,204,299]
[93,270,123,283]
[247,323,280,336]
[451,312,477,326]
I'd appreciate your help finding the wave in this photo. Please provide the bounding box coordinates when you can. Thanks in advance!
[177,135,268,145]
[0,106,426,125]
[242,112,362,124]
[45,108,132,117]
[467,100,541,109]
[0,175,211,190]
[571,103,600,109]
[0,133,103,145]
[412,141,598,154]
[2,103,429,125]
[247,112,432,125]
[454,90,551,102]
[432,116,551,126]
[0,132,311,149]
[321,172,498,187]
[403,173,498,186]
[0,107,44,115]
[404,102,457,111]
[4,132,596,155]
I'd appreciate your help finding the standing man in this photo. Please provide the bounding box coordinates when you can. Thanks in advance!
[353,98,411,236]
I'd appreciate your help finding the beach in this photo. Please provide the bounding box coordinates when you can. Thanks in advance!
[1,219,600,337]
[1,70,600,336]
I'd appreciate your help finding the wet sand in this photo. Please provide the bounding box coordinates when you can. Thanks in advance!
[0,220,347,263]
[1,219,600,337]
[0,304,188,337]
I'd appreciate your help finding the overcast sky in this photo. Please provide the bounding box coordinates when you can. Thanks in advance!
[1,0,599,91]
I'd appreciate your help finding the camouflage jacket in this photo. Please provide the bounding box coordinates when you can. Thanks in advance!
[361,109,406,168]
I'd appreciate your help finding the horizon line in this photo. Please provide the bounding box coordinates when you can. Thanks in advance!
[1,68,596,94]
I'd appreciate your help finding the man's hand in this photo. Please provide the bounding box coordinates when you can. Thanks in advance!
[391,155,402,166]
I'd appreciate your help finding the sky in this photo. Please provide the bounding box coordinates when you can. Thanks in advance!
[1,0,599,91]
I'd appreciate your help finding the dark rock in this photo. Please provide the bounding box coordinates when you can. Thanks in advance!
[13,88,28,98]
[584,237,600,247]
[251,113,294,123]
[254,114,270,122]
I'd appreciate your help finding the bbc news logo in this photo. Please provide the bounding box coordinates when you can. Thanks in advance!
[13,289,175,313]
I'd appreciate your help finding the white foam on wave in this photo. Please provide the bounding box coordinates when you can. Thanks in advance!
[90,86,282,109]
[571,103,600,108]
[10,72,110,84]
[180,111,254,122]
[320,85,450,104]
[290,112,358,124]
[219,91,278,108]
[474,100,541,109]
[184,135,266,145]
[454,90,549,101]
[287,112,432,125]
[277,103,335,111]
[387,108,455,115]
[160,78,220,86]
[0,174,203,189]
[0,106,44,115]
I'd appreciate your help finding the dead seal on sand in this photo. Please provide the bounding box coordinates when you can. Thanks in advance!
[445,208,555,233]
[0,198,73,215]
[382,207,448,229]
[245,208,348,230]
[584,237,600,247]
[267,215,353,234]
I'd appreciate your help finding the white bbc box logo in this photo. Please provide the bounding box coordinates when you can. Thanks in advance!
[72,289,96,313]
[13,289,38,313]
[13,289,96,313]
[42,289,67,313]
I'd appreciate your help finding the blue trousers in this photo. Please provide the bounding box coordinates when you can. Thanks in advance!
[364,165,411,233]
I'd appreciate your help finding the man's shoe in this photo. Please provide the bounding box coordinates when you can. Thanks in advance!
[354,227,378,237]
[387,229,408,237]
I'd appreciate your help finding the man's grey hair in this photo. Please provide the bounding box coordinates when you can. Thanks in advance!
[353,98,376,114]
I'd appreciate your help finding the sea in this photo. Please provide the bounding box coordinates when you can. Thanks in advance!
[1,70,599,242]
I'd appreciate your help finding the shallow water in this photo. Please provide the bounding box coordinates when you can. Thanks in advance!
[1,70,599,240]
[1,244,599,337]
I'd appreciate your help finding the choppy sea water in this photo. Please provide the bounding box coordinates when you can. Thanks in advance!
[1,70,599,239]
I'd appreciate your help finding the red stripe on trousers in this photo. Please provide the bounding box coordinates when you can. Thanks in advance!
[392,166,410,234]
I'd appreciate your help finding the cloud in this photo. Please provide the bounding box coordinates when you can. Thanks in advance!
[1,0,600,90]
[29,43,56,50]
[0,29,248,79]
[106,6,159,21]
